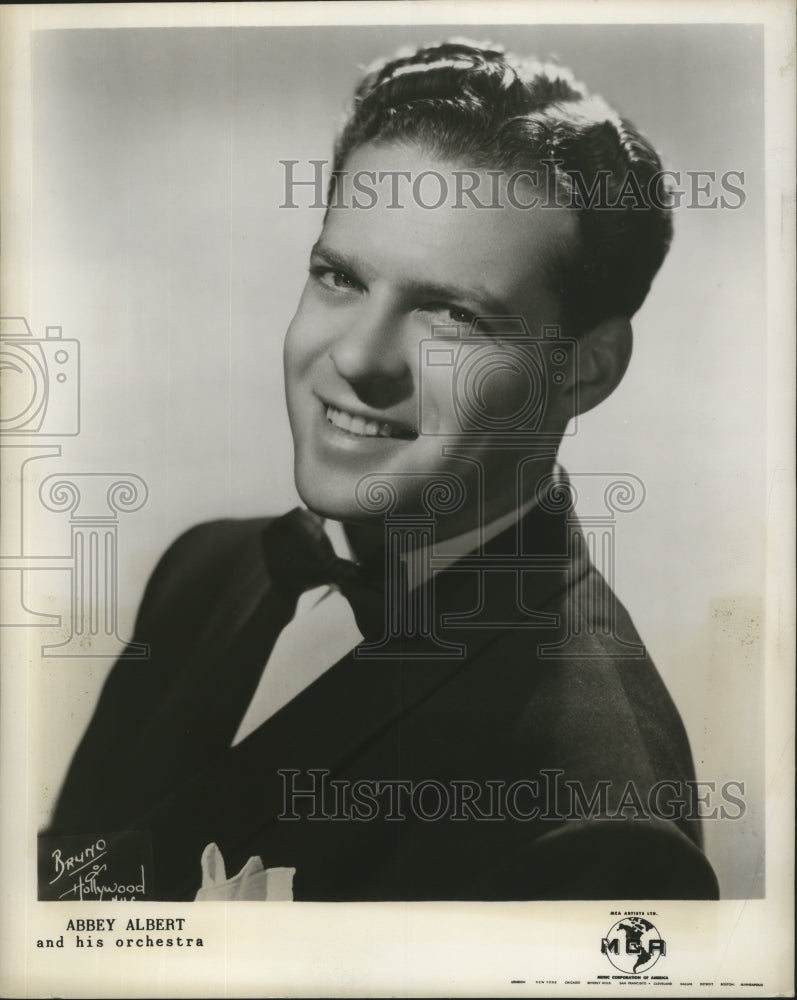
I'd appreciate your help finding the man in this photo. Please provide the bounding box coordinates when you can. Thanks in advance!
[47,40,718,900]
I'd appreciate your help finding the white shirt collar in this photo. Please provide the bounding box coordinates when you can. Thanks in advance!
[324,517,356,561]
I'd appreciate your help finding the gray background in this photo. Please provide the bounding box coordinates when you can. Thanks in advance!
[29,24,764,898]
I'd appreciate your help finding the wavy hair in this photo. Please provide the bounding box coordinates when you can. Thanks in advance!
[331,40,673,333]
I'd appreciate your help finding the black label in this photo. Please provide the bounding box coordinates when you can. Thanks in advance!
[38,830,153,901]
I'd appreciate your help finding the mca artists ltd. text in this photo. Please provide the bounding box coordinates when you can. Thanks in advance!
[277,769,747,822]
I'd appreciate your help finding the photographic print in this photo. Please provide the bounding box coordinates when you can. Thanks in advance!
[1,2,793,996]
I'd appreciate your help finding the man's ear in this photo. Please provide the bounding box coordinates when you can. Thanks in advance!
[558,316,633,419]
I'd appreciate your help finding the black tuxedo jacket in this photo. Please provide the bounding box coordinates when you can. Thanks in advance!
[49,495,719,901]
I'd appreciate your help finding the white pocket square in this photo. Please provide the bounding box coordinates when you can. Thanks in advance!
[194,842,295,901]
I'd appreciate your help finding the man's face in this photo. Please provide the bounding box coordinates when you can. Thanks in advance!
[284,142,578,534]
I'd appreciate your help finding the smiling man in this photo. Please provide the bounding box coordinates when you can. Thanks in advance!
[47,41,719,901]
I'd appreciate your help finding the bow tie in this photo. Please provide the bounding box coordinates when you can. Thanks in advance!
[261,508,387,642]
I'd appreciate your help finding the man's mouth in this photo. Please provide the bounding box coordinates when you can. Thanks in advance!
[325,404,417,441]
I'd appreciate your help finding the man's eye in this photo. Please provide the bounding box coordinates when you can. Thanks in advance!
[311,267,359,291]
[425,303,476,325]
[448,306,476,325]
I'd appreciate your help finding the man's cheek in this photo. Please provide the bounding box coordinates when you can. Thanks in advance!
[284,335,315,380]
[286,317,333,369]
[484,369,534,419]
[455,367,541,433]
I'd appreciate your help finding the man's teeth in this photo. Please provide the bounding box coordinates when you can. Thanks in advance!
[325,405,414,439]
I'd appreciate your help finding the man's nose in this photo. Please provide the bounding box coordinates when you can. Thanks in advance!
[329,303,413,409]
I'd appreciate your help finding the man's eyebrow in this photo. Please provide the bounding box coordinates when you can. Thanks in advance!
[309,242,362,275]
[412,279,512,315]
[310,240,513,315]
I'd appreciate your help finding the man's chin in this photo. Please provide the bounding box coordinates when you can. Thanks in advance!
[294,478,369,525]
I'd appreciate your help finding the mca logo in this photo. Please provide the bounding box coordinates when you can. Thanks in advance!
[601,917,666,974]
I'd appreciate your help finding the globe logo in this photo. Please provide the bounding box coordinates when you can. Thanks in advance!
[601,918,666,974]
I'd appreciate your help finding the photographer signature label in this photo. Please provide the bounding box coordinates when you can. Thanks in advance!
[38,831,153,901]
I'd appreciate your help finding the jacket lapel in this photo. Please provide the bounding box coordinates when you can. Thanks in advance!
[104,543,292,816]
